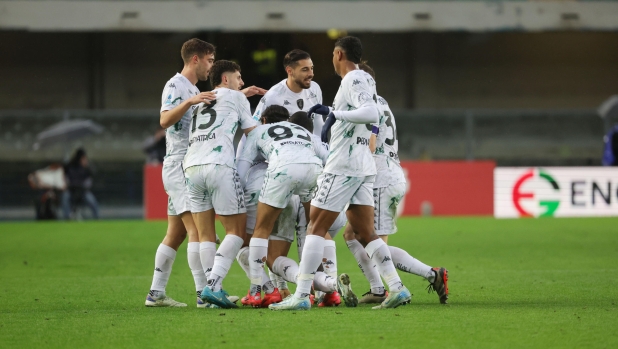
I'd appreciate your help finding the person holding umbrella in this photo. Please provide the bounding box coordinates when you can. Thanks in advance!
[61,148,99,220]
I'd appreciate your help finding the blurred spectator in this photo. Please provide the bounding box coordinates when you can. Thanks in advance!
[602,124,618,166]
[62,148,99,219]
[28,163,67,220]
[143,128,166,164]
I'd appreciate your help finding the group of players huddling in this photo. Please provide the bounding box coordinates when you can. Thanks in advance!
[145,36,448,311]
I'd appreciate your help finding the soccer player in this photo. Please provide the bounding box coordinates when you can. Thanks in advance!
[236,159,287,307]
[237,105,326,306]
[346,63,449,305]
[235,110,340,307]
[184,60,259,309]
[270,112,348,307]
[145,38,217,308]
[237,108,343,307]
[270,36,411,311]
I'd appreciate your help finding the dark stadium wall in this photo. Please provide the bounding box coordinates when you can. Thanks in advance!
[410,32,618,109]
[1,31,618,111]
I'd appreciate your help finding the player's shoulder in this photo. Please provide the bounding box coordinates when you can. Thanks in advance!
[309,81,322,93]
[165,73,189,87]
[310,133,329,150]
[377,95,389,106]
[249,124,269,140]
[162,74,179,91]
[344,69,369,81]
[342,69,372,88]
[263,81,287,100]
[216,87,244,101]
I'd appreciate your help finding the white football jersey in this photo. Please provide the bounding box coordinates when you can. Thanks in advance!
[323,69,379,177]
[310,133,330,165]
[184,87,258,169]
[253,80,322,121]
[160,73,200,161]
[239,121,323,170]
[373,96,406,188]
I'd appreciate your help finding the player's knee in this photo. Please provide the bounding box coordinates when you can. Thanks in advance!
[162,232,185,250]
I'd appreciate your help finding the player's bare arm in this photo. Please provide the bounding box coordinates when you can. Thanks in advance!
[369,133,377,153]
[243,126,257,136]
[160,91,216,128]
[242,86,268,97]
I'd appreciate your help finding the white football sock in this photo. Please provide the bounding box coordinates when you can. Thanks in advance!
[313,271,337,293]
[269,269,288,290]
[323,240,338,279]
[365,239,404,292]
[272,256,299,284]
[297,233,306,261]
[235,246,251,279]
[199,241,216,280]
[346,239,385,294]
[187,242,207,294]
[295,235,325,298]
[388,246,434,281]
[261,269,275,294]
[207,234,244,292]
[150,244,176,293]
[249,238,269,294]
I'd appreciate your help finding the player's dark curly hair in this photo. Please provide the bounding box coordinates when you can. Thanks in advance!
[181,38,216,64]
[335,36,363,64]
[289,111,313,133]
[209,60,241,87]
[358,61,376,80]
[261,105,290,124]
[283,49,311,69]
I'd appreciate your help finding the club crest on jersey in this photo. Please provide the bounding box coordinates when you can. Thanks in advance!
[297,99,304,109]
[358,92,372,103]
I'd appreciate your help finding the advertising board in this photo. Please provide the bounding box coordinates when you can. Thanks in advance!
[495,167,618,218]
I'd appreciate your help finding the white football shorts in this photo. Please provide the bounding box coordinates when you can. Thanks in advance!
[162,159,191,216]
[311,172,375,212]
[259,163,322,209]
[373,183,407,236]
[185,164,246,215]
[243,162,299,243]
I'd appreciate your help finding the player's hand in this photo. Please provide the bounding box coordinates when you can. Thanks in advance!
[188,92,216,105]
[307,104,330,118]
[241,86,268,97]
[321,112,337,143]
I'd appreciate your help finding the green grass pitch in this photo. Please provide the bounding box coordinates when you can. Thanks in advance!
[1,217,617,348]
